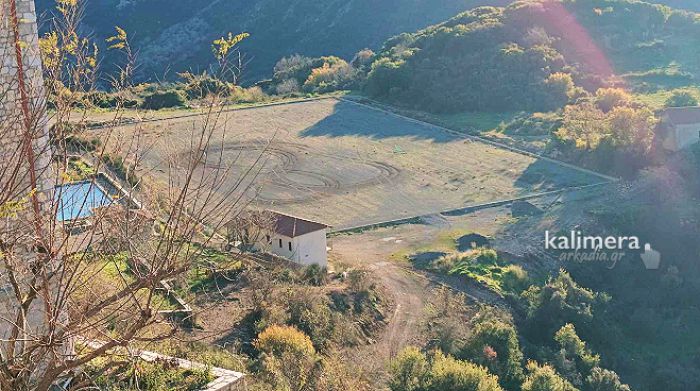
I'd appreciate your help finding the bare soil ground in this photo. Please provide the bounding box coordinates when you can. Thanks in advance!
[94,98,605,229]
[327,187,606,373]
[326,205,514,376]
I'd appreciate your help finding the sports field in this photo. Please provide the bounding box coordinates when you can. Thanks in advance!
[97,98,608,229]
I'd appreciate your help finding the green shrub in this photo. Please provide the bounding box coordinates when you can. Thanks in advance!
[66,158,96,181]
[427,351,503,391]
[522,361,577,391]
[302,60,358,93]
[461,318,524,389]
[595,88,632,112]
[390,347,429,391]
[63,134,101,152]
[181,72,230,99]
[585,367,631,391]
[286,293,336,351]
[84,91,118,108]
[82,91,138,109]
[255,325,316,358]
[229,86,268,103]
[255,325,318,391]
[665,90,699,107]
[301,264,328,286]
[390,348,504,391]
[501,265,530,293]
[87,358,213,391]
[521,271,609,343]
[142,89,188,110]
[552,324,600,387]
[102,153,139,188]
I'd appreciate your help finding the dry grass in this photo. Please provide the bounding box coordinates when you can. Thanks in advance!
[91,98,603,229]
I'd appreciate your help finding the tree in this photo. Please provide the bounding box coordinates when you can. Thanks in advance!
[351,48,375,69]
[595,88,631,113]
[0,1,261,389]
[390,348,504,391]
[553,324,600,387]
[607,105,656,154]
[273,54,313,83]
[522,362,579,391]
[390,347,430,391]
[585,367,631,391]
[665,90,699,107]
[303,59,358,93]
[427,351,503,391]
[255,325,319,391]
[521,271,609,342]
[554,97,656,175]
[461,318,525,389]
[543,73,576,110]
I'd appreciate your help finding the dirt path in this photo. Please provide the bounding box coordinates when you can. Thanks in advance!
[331,236,434,359]
[326,206,527,376]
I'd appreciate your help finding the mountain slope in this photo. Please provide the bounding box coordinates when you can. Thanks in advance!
[36,0,511,82]
[652,0,700,11]
[364,0,700,112]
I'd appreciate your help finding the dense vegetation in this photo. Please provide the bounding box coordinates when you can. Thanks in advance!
[36,0,511,82]
[655,0,700,11]
[390,271,631,391]
[85,358,213,391]
[401,141,700,390]
[364,0,700,112]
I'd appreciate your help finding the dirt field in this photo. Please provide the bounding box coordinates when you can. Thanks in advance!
[96,98,606,229]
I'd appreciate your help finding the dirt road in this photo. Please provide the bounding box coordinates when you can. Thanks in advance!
[330,230,436,380]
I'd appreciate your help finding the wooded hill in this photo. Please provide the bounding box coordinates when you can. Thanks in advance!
[35,0,511,82]
[364,0,700,112]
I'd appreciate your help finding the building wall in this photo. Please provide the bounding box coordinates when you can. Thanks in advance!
[673,124,700,151]
[0,0,59,377]
[254,230,328,267]
[265,233,296,260]
[0,0,50,193]
[292,230,328,267]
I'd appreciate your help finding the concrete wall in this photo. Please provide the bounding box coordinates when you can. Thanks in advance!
[292,230,328,267]
[255,230,328,267]
[673,124,700,151]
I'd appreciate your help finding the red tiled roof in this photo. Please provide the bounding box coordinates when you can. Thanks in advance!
[271,211,329,238]
[660,106,700,125]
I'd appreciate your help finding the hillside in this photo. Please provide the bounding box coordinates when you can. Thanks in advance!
[653,0,700,11]
[36,0,511,83]
[364,0,700,112]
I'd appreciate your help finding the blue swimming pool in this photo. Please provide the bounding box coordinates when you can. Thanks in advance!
[55,179,114,222]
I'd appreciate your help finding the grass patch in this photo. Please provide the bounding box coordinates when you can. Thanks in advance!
[178,244,244,294]
[431,111,523,133]
[85,356,213,391]
[633,86,700,109]
[392,228,480,264]
[84,253,179,311]
[149,340,247,372]
[425,248,530,295]
[624,64,696,92]
[65,158,96,181]
[494,112,561,137]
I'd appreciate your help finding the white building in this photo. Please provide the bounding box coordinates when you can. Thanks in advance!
[660,106,700,151]
[230,211,330,267]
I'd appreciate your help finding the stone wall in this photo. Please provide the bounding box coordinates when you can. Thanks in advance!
[0,0,50,194]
